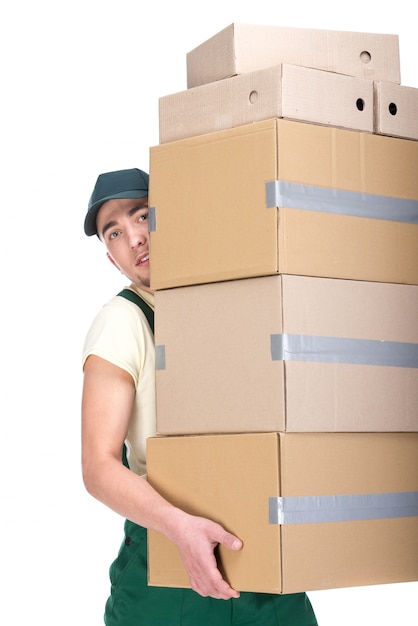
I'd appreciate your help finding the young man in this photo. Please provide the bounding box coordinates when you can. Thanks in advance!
[82,168,318,625]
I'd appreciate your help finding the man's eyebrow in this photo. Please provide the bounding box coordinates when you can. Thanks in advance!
[101,204,148,239]
[101,220,117,239]
[128,205,143,217]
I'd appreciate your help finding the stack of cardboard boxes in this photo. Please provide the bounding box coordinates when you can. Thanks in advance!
[146,24,418,594]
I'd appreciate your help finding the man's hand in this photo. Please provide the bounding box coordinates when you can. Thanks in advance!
[172,513,243,599]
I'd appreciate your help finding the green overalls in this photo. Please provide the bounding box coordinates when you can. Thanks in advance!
[104,520,318,626]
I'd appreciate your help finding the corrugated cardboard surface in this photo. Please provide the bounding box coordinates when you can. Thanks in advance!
[155,275,418,434]
[149,118,418,289]
[159,64,374,143]
[147,432,418,593]
[186,23,401,88]
[375,81,418,140]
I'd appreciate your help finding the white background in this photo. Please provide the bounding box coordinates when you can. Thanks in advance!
[1,1,416,624]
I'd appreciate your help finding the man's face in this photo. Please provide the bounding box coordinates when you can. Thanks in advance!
[96,196,152,293]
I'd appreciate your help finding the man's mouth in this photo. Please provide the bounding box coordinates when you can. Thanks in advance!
[136,254,149,266]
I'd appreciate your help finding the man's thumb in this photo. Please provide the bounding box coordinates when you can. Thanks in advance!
[222,533,243,551]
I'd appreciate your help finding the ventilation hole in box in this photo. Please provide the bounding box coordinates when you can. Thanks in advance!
[356,98,365,111]
[388,102,397,116]
[249,90,258,104]
[360,50,372,64]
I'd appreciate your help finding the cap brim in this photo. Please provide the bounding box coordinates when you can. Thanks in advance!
[84,190,148,236]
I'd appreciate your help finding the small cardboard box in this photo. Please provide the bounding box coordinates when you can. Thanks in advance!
[147,432,418,593]
[155,275,418,434]
[149,118,418,290]
[159,64,374,144]
[375,81,418,141]
[186,23,401,88]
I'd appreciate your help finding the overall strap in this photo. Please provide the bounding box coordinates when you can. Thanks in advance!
[117,288,155,470]
[117,288,154,334]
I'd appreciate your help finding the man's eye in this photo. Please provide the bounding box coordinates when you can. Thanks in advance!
[138,212,148,222]
[109,231,120,240]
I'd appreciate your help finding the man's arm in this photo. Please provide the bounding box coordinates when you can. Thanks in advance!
[81,355,242,599]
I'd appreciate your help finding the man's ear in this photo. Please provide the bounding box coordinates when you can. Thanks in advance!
[106,252,120,270]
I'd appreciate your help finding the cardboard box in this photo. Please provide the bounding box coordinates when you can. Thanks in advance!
[147,432,418,593]
[375,81,418,141]
[186,23,401,88]
[155,275,418,434]
[159,64,374,143]
[149,118,418,289]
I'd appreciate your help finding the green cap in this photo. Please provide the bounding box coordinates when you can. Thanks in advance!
[84,168,149,236]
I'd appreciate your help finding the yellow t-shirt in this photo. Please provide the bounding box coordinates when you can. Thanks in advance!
[82,285,155,477]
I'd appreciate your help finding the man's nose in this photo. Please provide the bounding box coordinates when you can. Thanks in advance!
[127,224,146,248]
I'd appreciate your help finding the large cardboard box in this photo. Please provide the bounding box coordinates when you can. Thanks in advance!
[149,118,418,290]
[375,81,418,141]
[155,275,418,434]
[159,64,374,143]
[186,23,401,88]
[147,432,418,593]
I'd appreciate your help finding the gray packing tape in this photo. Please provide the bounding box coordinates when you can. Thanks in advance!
[149,206,156,232]
[265,180,418,224]
[269,491,418,524]
[270,334,418,368]
[155,345,166,370]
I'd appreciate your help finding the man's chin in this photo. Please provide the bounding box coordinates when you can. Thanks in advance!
[133,275,152,293]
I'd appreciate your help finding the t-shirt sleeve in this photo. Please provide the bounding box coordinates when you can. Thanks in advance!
[82,297,149,387]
